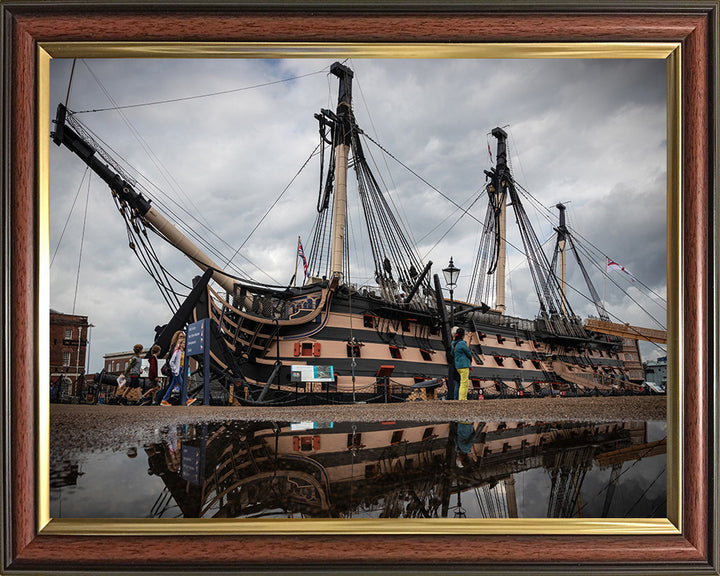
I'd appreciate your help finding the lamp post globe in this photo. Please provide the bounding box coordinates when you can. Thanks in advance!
[442,257,460,328]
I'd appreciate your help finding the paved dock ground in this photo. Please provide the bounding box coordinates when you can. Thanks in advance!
[50,396,666,459]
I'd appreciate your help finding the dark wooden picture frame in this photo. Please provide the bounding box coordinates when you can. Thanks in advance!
[2,1,717,574]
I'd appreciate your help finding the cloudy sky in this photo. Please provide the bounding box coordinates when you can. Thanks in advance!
[48,57,667,372]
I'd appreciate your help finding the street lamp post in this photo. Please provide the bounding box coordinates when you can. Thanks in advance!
[442,257,461,329]
[443,257,461,401]
[85,323,95,375]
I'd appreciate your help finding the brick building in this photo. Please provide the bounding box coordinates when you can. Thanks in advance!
[50,310,92,397]
[104,350,136,374]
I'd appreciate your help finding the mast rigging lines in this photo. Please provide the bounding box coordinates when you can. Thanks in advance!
[59,61,666,338]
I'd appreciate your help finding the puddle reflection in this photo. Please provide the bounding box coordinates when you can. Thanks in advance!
[51,420,667,519]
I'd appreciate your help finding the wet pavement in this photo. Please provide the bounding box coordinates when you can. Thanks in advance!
[50,396,666,458]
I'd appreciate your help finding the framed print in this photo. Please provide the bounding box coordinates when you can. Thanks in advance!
[1,1,717,574]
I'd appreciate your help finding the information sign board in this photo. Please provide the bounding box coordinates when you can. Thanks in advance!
[186,319,207,356]
[290,365,335,382]
[185,319,210,405]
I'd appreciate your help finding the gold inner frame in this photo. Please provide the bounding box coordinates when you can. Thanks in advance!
[37,42,681,536]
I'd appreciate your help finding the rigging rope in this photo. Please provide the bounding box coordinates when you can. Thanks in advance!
[363,130,657,329]
[513,176,668,312]
[79,61,214,232]
[350,60,421,258]
[71,62,280,284]
[51,166,89,270]
[227,144,322,270]
[71,172,91,314]
[64,59,77,109]
[65,109,277,286]
[623,466,665,518]
[67,58,666,336]
[71,66,331,114]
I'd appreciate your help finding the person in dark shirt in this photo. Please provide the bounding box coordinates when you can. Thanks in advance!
[141,345,161,405]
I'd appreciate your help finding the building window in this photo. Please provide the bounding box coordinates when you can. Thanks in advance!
[389,346,402,359]
[422,427,434,440]
[391,430,404,444]
[420,349,432,361]
[62,352,70,367]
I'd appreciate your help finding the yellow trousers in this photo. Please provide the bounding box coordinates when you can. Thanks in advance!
[457,367,470,400]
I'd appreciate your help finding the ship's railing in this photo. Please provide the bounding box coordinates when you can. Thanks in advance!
[465,311,536,333]
[209,285,329,327]
[537,314,588,338]
[348,283,434,312]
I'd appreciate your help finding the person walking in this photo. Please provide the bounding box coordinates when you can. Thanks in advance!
[153,332,183,405]
[160,334,185,406]
[118,344,144,404]
[160,331,196,406]
[453,327,472,401]
[141,345,161,405]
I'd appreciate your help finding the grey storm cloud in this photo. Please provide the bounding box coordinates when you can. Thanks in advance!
[49,57,667,371]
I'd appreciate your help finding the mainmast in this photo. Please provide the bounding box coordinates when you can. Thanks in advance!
[470,127,586,338]
[328,62,354,282]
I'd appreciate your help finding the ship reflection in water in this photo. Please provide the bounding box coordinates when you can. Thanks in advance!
[50,420,666,519]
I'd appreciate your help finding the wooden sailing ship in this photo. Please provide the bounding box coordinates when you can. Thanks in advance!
[51,61,665,405]
[143,419,662,519]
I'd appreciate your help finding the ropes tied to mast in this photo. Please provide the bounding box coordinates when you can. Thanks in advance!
[310,101,432,309]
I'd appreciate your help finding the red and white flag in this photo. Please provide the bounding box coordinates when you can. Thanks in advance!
[607,258,636,282]
[298,237,309,278]
[487,142,493,163]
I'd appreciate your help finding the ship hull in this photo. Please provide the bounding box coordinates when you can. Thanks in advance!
[189,282,648,405]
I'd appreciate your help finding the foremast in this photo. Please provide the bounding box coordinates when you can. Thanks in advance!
[312,63,434,314]
[328,63,354,283]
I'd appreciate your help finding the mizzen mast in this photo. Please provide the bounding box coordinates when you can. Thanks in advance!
[555,202,568,315]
